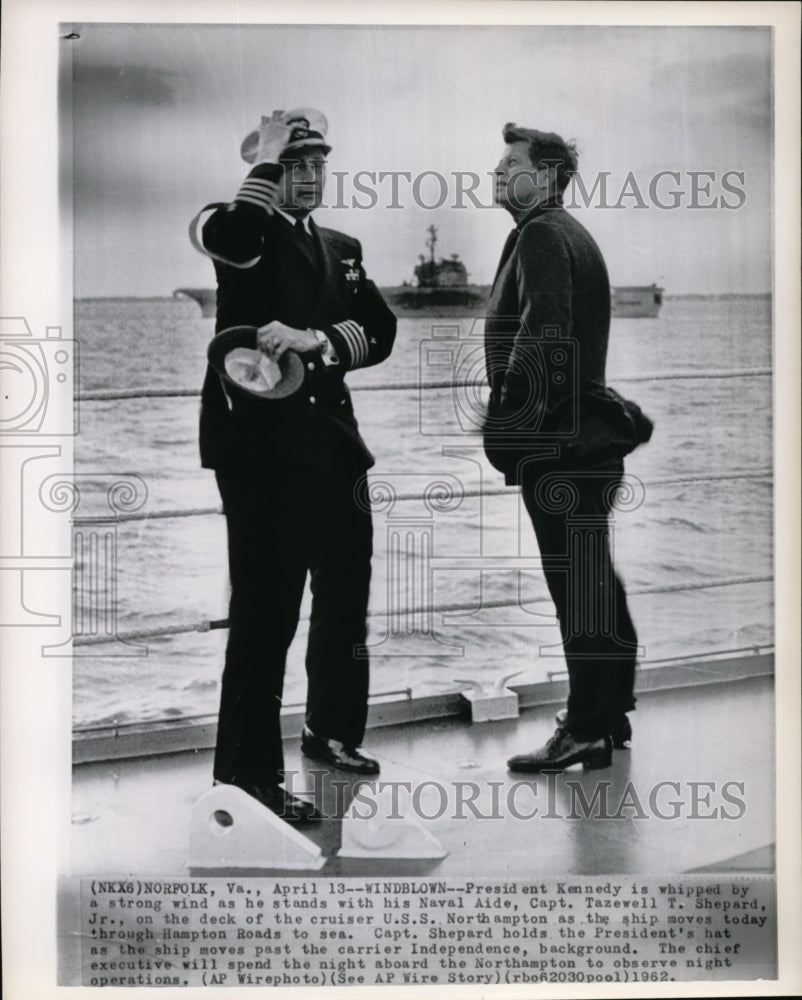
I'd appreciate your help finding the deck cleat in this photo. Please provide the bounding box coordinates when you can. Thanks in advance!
[337,783,447,861]
[188,784,325,872]
[455,671,523,722]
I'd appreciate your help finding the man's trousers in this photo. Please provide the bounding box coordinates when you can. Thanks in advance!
[213,463,373,789]
[520,457,638,741]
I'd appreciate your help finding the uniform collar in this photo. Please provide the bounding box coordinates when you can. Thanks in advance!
[274,207,313,233]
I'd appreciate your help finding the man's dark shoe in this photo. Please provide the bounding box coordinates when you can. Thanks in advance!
[555,708,632,749]
[301,728,380,775]
[507,729,613,773]
[214,779,321,824]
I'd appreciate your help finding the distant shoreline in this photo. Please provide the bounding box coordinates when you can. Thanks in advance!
[76,292,772,303]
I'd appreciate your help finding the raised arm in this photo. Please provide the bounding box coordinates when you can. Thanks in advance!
[191,115,292,267]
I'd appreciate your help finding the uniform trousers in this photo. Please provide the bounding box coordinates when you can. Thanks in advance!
[213,462,373,788]
[520,457,638,741]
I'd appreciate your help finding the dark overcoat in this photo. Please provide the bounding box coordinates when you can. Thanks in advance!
[483,201,651,484]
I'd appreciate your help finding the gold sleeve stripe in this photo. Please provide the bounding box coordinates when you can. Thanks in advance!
[333,319,369,367]
[234,178,279,212]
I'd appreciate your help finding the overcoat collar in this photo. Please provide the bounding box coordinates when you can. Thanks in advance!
[512,195,563,232]
[491,197,564,290]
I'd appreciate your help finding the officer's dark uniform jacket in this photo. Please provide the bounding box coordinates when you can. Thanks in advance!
[195,162,397,474]
[483,199,652,485]
[192,160,396,789]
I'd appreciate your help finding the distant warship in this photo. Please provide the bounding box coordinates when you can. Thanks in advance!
[174,226,663,319]
[382,226,487,311]
[610,284,664,318]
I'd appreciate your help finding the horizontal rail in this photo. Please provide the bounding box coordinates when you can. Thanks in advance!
[73,573,772,647]
[71,649,773,736]
[630,644,775,667]
[73,690,420,735]
[114,470,772,524]
[118,505,223,522]
[77,367,771,402]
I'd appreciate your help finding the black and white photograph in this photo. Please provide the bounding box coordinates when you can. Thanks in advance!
[1,1,800,997]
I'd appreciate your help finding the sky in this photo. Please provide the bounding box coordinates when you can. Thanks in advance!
[65,22,773,297]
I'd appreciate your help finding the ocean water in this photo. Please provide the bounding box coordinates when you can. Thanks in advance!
[73,296,773,728]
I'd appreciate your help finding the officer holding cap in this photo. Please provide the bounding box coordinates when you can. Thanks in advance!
[191,109,396,823]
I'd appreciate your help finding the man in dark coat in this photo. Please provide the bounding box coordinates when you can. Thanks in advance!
[484,123,652,772]
[191,109,396,822]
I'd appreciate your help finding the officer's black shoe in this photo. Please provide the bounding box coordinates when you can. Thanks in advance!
[301,728,380,775]
[555,708,632,749]
[214,779,321,824]
[507,729,613,773]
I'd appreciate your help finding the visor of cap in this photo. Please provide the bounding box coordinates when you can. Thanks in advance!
[241,106,331,164]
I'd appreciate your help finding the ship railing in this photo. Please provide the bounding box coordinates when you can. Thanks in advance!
[71,568,772,648]
[73,642,774,765]
[70,364,774,744]
[105,469,771,525]
[77,366,772,402]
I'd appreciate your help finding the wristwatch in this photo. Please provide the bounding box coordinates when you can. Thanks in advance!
[313,330,339,365]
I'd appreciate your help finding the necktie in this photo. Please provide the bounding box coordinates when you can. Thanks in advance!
[294,217,312,244]
[293,215,320,272]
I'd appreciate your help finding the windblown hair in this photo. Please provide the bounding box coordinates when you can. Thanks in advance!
[502,123,578,194]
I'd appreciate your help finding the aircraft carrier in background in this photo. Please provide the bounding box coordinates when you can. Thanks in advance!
[175,226,663,319]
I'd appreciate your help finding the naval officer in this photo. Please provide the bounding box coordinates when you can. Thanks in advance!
[192,109,396,822]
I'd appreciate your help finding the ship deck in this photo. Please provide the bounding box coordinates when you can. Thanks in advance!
[71,662,775,878]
